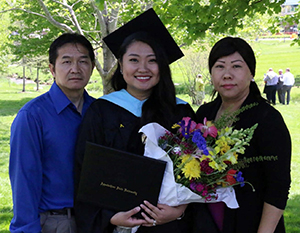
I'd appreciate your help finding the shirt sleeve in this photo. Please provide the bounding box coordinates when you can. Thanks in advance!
[9,109,43,233]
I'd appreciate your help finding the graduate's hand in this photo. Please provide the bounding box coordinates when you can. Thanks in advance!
[110,207,147,227]
[140,201,187,227]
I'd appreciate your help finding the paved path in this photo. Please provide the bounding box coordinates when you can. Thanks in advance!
[9,77,35,84]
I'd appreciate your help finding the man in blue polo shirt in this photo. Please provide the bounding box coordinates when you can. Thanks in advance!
[9,33,95,233]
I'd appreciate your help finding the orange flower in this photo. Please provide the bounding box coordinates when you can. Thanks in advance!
[225,169,237,185]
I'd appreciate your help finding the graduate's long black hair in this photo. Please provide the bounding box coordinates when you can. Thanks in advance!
[111,31,177,129]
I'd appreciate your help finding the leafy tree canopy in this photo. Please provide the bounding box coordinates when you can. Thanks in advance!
[3,0,286,56]
[152,0,285,45]
[1,0,287,92]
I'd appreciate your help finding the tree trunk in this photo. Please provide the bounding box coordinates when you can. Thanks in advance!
[36,65,40,91]
[22,57,26,92]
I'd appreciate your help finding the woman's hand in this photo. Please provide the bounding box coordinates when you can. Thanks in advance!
[140,201,187,227]
[110,207,148,227]
[257,202,284,233]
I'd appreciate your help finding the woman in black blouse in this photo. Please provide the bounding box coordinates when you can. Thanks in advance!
[192,37,291,233]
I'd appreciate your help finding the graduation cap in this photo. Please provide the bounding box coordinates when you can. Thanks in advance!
[103,8,184,64]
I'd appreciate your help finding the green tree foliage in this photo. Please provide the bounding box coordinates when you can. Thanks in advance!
[5,0,97,60]
[0,5,12,74]
[1,0,286,93]
[153,0,285,45]
[235,12,276,39]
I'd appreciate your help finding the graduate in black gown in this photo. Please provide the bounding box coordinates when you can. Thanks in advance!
[190,37,291,233]
[74,9,195,233]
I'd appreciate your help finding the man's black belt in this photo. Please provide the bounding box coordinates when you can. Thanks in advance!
[49,208,74,216]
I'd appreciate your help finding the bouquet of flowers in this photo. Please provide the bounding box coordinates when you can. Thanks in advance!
[139,114,258,209]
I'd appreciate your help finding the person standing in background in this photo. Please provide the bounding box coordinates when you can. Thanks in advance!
[277,69,284,104]
[263,68,278,105]
[195,74,205,105]
[282,68,295,105]
[9,33,95,233]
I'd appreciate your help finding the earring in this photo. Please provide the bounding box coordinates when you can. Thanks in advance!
[120,69,123,75]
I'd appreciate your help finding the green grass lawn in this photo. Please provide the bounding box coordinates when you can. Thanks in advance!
[0,39,300,232]
[253,39,300,82]
[172,39,300,91]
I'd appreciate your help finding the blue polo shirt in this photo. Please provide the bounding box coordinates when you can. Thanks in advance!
[9,82,95,233]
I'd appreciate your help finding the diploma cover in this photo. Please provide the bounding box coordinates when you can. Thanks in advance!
[77,142,167,214]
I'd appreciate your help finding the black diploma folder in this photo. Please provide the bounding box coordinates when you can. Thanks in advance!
[77,142,167,213]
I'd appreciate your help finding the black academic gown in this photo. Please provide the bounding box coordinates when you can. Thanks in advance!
[190,93,291,233]
[74,97,196,233]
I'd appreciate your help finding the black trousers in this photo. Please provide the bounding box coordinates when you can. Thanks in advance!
[265,85,277,104]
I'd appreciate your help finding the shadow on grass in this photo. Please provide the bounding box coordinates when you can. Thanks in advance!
[0,98,34,117]
[284,194,300,232]
[0,206,12,233]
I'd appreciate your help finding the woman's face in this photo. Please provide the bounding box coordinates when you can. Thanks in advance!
[211,52,253,103]
[120,41,160,100]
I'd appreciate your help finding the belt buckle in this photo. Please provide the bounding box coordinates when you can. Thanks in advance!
[49,209,65,215]
[49,208,73,217]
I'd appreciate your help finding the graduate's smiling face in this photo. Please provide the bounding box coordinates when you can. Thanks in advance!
[120,41,160,100]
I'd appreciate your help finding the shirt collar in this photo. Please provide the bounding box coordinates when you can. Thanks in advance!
[50,81,93,114]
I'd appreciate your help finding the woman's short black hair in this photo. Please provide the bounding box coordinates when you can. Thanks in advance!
[209,37,256,77]
[49,33,95,67]
[209,37,262,100]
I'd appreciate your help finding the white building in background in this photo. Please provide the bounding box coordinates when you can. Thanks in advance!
[282,0,299,15]
[281,0,299,34]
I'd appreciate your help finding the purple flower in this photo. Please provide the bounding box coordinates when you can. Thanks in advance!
[235,171,245,187]
[190,180,198,191]
[202,190,208,197]
[190,181,207,196]
[192,130,209,155]
[178,118,193,139]
[195,183,205,193]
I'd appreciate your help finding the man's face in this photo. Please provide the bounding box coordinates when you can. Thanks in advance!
[49,43,94,96]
